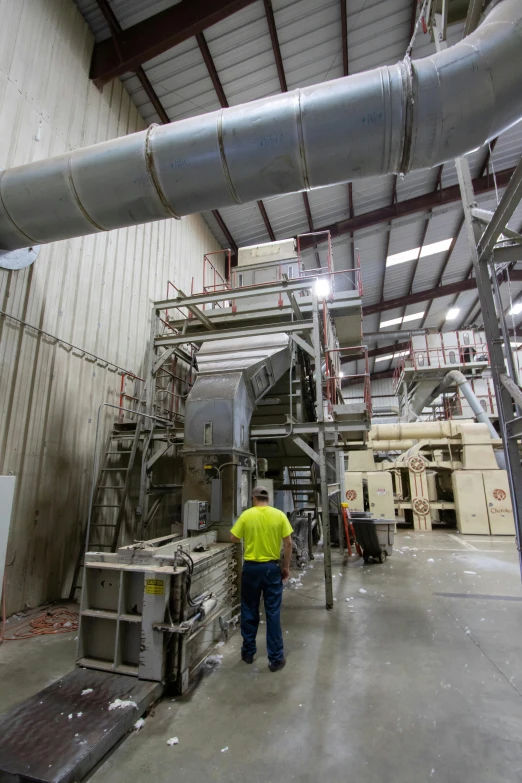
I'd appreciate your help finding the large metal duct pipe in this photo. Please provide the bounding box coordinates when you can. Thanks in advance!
[371,422,454,440]
[0,0,521,260]
[421,369,499,439]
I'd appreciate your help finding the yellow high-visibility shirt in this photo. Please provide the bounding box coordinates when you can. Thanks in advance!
[230,506,293,562]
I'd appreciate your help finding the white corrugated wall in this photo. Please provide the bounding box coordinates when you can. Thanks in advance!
[0,0,221,614]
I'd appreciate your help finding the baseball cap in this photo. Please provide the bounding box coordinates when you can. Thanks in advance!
[252,485,269,499]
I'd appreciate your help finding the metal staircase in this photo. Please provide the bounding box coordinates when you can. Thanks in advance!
[287,464,318,512]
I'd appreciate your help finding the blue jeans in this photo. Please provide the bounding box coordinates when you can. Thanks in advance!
[241,560,284,664]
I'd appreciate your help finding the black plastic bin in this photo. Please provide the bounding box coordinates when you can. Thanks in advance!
[350,517,395,563]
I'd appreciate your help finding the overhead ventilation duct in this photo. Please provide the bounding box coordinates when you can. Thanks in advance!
[410,369,499,439]
[0,0,521,263]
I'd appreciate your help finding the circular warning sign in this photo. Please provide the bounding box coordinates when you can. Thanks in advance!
[493,488,507,501]
[346,489,357,501]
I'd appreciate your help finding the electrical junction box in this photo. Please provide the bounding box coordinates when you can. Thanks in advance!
[184,500,210,532]
[367,472,395,519]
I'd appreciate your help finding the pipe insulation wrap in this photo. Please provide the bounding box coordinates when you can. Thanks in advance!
[0,0,521,251]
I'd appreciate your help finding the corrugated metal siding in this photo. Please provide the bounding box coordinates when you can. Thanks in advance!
[0,0,221,615]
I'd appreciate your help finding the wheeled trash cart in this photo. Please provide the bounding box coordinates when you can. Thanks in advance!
[350,517,395,563]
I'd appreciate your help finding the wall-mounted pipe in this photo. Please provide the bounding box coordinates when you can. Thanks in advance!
[0,0,521,255]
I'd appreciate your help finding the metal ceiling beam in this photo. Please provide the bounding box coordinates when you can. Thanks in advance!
[211,209,238,257]
[342,342,410,363]
[364,277,477,316]
[340,0,348,76]
[196,32,229,108]
[263,0,287,92]
[363,269,522,317]
[90,0,258,86]
[94,0,170,124]
[298,165,517,249]
[257,200,276,241]
[196,31,276,249]
[378,176,398,303]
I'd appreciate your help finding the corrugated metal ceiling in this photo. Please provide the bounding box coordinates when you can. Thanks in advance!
[73,0,522,366]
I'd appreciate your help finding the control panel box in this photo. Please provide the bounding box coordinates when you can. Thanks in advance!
[184,500,210,532]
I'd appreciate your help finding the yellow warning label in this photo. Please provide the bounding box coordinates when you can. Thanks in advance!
[145,579,164,595]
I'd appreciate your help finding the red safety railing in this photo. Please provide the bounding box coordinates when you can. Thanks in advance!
[119,372,144,420]
[202,250,232,310]
[325,345,372,417]
[393,332,490,393]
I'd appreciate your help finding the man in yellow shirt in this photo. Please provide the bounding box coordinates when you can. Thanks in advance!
[230,485,293,672]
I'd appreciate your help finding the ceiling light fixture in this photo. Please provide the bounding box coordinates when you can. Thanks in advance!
[446,307,460,320]
[380,311,425,329]
[386,238,453,267]
[509,302,522,315]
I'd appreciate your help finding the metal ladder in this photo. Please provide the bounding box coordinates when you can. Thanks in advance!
[69,421,142,599]
[89,421,143,552]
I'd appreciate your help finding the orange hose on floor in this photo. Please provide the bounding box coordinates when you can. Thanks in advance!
[1,606,78,641]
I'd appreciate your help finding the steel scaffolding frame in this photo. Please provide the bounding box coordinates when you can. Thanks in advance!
[456,155,522,576]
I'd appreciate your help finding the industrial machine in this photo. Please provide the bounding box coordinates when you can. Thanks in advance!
[78,236,370,688]
[345,421,515,535]
[2,1,522,777]
[0,238,371,782]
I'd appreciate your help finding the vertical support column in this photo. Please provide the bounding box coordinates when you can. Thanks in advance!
[138,306,160,539]
[456,157,522,572]
[318,430,334,609]
[312,292,324,423]
[336,450,345,557]
[491,272,522,417]
[311,291,333,607]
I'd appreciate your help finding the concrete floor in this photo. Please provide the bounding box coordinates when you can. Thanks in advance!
[2,531,522,782]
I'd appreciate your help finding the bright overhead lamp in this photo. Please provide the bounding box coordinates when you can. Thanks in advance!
[374,350,410,363]
[386,238,453,267]
[380,311,424,329]
[339,371,344,378]
[446,307,460,320]
[509,302,522,315]
[315,277,330,299]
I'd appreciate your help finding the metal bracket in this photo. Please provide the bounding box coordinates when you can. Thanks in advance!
[292,435,320,465]
[0,246,40,270]
[291,332,315,358]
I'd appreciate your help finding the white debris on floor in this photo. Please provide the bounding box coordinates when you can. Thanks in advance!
[134,718,145,731]
[167,737,179,746]
[68,714,73,719]
[77,712,83,717]
[205,654,224,668]
[359,588,367,594]
[464,571,477,575]
[108,699,138,711]
[81,688,93,696]
[221,746,229,753]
